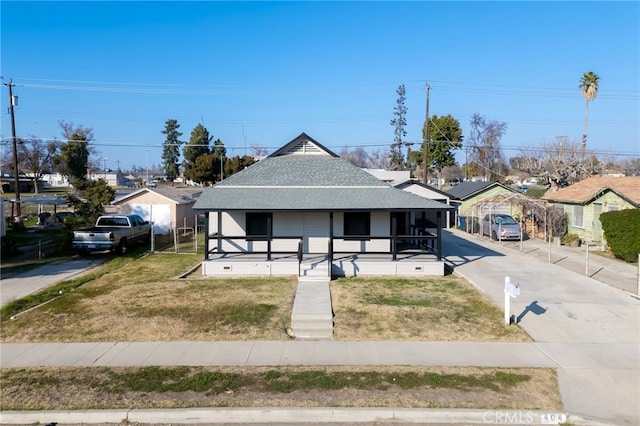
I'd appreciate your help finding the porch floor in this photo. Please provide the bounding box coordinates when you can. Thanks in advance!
[202,251,445,277]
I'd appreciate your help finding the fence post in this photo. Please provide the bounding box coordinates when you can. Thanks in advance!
[585,243,589,276]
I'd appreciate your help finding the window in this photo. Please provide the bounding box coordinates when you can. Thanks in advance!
[344,212,370,237]
[246,213,272,237]
[573,205,584,228]
[607,205,619,212]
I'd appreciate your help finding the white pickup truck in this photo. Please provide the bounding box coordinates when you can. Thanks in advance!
[72,214,152,255]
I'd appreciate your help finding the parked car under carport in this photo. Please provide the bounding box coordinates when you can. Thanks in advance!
[481,213,522,241]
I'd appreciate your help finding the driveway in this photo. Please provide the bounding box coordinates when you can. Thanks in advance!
[442,229,639,424]
[1,259,104,307]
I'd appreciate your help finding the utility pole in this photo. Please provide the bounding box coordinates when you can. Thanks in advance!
[422,81,430,184]
[5,79,22,226]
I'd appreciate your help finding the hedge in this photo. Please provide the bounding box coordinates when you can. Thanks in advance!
[600,209,640,263]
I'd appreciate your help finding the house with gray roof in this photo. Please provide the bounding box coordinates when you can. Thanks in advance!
[193,133,453,277]
[112,187,200,235]
[446,181,518,231]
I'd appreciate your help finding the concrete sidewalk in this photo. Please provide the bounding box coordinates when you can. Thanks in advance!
[1,341,558,369]
[1,229,638,425]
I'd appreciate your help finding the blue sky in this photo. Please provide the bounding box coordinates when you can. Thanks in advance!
[1,1,639,172]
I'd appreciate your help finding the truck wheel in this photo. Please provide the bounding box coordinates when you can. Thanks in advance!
[117,239,128,255]
[491,231,498,241]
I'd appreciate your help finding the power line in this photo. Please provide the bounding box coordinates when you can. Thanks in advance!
[1,137,637,158]
[12,77,639,100]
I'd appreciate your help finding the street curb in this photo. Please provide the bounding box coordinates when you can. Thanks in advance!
[0,407,607,425]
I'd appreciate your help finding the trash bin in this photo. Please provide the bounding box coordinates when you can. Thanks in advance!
[458,216,466,230]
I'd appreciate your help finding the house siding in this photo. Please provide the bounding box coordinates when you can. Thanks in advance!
[208,210,392,254]
[459,186,517,218]
[562,190,636,243]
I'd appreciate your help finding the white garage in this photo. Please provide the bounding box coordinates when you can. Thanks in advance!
[112,187,200,235]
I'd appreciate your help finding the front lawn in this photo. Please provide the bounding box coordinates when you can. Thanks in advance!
[1,252,528,342]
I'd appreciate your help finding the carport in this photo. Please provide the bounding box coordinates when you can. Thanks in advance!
[7,196,70,226]
[470,193,551,243]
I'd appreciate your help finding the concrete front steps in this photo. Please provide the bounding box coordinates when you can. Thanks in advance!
[288,259,333,340]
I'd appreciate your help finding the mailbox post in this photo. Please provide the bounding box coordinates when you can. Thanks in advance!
[504,275,520,325]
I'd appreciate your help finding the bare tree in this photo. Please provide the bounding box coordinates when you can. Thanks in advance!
[468,114,507,181]
[368,149,391,170]
[250,144,269,160]
[18,136,59,193]
[622,158,640,176]
[340,147,391,170]
[339,146,369,168]
[516,138,609,191]
[59,120,94,141]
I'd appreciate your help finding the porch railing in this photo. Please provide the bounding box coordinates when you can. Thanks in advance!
[207,233,440,261]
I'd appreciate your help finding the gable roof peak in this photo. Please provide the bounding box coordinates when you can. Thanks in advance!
[268,132,338,158]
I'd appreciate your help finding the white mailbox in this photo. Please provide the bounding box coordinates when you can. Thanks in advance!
[505,281,520,298]
[503,276,520,325]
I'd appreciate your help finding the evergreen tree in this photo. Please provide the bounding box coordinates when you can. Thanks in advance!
[183,123,212,182]
[419,114,463,186]
[389,84,408,170]
[161,119,184,183]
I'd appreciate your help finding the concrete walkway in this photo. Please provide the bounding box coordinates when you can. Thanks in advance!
[1,229,638,425]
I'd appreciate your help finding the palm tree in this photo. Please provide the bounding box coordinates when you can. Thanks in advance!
[579,71,600,160]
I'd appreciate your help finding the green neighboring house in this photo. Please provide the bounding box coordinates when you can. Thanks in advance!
[445,181,519,231]
[542,176,640,244]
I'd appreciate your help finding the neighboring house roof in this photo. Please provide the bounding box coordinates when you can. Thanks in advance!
[113,187,200,205]
[445,181,515,200]
[193,133,452,212]
[394,180,451,198]
[542,176,640,207]
[365,169,411,184]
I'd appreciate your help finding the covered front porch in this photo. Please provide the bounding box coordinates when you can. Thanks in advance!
[200,209,448,277]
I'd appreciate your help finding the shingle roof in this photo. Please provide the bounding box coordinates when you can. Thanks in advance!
[445,181,513,200]
[193,141,452,212]
[394,179,451,198]
[542,176,640,206]
[113,187,199,205]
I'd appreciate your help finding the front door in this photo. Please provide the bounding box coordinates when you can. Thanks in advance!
[592,203,603,242]
[302,212,330,254]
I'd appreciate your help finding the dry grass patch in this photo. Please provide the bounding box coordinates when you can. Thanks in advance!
[0,365,561,411]
[1,253,297,342]
[331,276,530,341]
